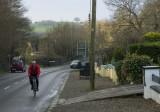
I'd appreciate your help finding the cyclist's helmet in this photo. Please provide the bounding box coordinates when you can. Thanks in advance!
[32,61,36,67]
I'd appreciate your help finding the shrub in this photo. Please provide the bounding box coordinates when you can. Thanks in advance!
[142,32,160,42]
[115,61,129,84]
[113,46,124,62]
[128,42,160,63]
[121,54,153,84]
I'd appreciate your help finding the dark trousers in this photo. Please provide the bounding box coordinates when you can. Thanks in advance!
[29,74,39,88]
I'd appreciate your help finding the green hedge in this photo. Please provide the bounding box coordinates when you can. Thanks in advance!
[128,42,160,63]
[142,32,160,42]
[121,54,152,84]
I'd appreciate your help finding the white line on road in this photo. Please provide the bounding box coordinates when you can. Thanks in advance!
[4,86,11,90]
[21,79,25,82]
[14,82,20,85]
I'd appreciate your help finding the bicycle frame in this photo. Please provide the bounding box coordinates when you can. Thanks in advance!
[32,76,37,97]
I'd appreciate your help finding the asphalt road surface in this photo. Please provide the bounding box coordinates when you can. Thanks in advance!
[0,65,71,112]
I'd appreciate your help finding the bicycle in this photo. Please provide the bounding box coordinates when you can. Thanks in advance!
[31,76,38,98]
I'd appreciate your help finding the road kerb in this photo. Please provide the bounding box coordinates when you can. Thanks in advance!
[47,72,70,112]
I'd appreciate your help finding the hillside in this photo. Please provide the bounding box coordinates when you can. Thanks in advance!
[30,20,58,35]
[30,20,82,37]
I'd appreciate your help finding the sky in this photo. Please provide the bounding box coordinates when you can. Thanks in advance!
[22,0,113,23]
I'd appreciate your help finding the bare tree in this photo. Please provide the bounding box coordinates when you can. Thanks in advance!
[141,0,160,32]
[104,0,145,36]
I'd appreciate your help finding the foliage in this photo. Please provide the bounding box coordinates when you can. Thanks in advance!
[142,32,160,42]
[102,47,114,64]
[121,54,152,84]
[103,0,160,64]
[113,46,124,62]
[38,22,87,61]
[115,61,129,84]
[25,43,33,64]
[0,0,30,71]
[128,42,160,63]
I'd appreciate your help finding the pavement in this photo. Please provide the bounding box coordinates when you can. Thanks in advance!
[48,71,160,112]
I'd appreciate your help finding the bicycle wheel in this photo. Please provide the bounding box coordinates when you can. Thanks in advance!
[33,79,37,98]
[33,90,36,98]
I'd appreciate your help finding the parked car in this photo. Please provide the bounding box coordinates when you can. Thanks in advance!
[70,60,82,69]
[10,60,26,73]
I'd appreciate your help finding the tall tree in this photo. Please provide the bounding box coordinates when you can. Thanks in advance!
[104,0,144,36]
[0,0,30,70]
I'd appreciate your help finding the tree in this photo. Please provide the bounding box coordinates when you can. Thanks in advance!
[0,0,30,70]
[38,22,86,61]
[141,0,160,32]
[104,0,144,35]
[74,17,80,23]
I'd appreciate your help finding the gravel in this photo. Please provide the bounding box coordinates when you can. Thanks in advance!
[51,72,160,112]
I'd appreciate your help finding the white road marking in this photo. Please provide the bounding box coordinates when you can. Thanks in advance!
[21,79,25,82]
[4,86,11,90]
[51,89,53,92]
[14,82,20,84]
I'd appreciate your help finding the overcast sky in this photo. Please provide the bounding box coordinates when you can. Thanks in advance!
[22,0,113,23]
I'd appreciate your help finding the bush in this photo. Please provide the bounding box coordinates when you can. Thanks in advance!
[121,54,153,84]
[142,32,160,42]
[115,61,129,84]
[128,42,160,63]
[113,46,124,62]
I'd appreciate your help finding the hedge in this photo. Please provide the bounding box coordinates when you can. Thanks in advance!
[142,32,160,42]
[128,42,160,63]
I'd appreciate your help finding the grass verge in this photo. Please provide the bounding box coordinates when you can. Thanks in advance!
[71,69,81,72]
[0,70,5,75]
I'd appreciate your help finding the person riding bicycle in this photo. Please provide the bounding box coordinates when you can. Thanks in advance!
[28,61,40,91]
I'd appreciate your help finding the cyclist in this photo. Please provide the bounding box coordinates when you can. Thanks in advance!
[28,61,40,91]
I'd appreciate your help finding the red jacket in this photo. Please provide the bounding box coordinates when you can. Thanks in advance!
[28,64,40,77]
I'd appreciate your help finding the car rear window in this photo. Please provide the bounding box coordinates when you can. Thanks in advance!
[12,61,23,64]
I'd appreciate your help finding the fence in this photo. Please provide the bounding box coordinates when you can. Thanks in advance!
[95,63,118,84]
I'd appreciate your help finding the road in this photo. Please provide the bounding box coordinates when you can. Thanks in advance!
[0,65,71,112]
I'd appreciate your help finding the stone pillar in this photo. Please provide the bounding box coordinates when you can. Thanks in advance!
[143,66,160,99]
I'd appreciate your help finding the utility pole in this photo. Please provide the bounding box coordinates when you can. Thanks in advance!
[90,0,96,90]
